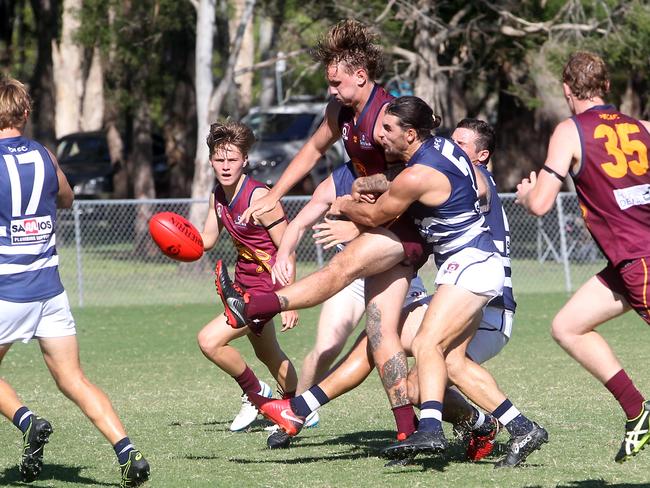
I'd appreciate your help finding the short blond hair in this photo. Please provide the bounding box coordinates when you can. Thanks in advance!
[562,51,609,100]
[0,77,31,130]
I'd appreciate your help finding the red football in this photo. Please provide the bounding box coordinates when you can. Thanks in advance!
[149,212,204,262]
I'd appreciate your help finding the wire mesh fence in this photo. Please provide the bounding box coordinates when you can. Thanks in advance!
[56,193,604,307]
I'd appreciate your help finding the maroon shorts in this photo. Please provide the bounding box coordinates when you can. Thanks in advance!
[386,215,429,271]
[597,257,650,324]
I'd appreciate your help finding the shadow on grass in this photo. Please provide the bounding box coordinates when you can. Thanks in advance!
[552,481,650,488]
[0,464,113,486]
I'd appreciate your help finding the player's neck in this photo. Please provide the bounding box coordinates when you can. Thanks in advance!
[222,175,247,203]
[0,127,22,139]
[403,139,424,161]
[573,97,606,115]
[351,82,376,117]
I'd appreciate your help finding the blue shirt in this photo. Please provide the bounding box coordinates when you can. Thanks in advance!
[0,136,64,302]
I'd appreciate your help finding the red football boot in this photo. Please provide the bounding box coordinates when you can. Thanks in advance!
[247,393,305,437]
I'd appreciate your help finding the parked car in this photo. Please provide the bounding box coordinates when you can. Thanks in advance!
[242,100,347,194]
[56,131,170,198]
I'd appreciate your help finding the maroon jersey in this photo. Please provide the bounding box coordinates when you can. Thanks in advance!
[338,84,393,177]
[214,176,280,293]
[571,105,650,266]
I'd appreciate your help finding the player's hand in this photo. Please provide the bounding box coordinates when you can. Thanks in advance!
[515,170,537,206]
[312,217,361,249]
[328,195,354,217]
[280,310,299,331]
[241,193,278,224]
[351,181,377,203]
[271,253,294,286]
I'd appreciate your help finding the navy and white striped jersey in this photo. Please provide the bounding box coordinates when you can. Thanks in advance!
[476,164,516,313]
[0,136,64,302]
[406,137,496,267]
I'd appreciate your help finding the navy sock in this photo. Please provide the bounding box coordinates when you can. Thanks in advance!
[12,406,33,434]
[418,401,443,432]
[290,385,329,418]
[114,437,135,465]
[492,399,534,437]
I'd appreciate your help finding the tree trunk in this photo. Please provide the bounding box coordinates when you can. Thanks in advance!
[103,5,127,198]
[52,0,83,138]
[229,0,255,117]
[163,35,196,198]
[189,0,217,226]
[29,0,57,148]
[257,2,285,109]
[80,46,104,131]
[130,88,157,255]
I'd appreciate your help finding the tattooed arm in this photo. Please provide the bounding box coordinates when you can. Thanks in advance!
[350,164,405,201]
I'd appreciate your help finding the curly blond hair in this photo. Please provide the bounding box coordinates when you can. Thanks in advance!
[312,19,384,79]
[562,51,609,100]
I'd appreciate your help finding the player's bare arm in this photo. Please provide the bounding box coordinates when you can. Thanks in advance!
[336,167,425,227]
[312,217,367,249]
[47,148,74,208]
[252,187,299,330]
[273,176,334,285]
[200,194,222,250]
[242,102,342,223]
[516,118,578,216]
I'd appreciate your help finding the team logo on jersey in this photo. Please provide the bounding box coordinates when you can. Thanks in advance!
[216,204,222,219]
[234,214,247,227]
[443,262,459,274]
[341,124,350,141]
[353,135,359,144]
[360,133,373,149]
[11,216,53,245]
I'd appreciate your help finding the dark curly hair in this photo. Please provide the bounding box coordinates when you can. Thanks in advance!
[311,19,384,80]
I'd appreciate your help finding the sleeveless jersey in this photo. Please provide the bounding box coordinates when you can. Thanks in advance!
[406,137,495,268]
[0,136,64,302]
[476,164,516,312]
[214,176,279,291]
[570,105,650,266]
[338,85,393,177]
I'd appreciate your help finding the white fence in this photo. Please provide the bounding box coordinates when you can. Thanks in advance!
[56,193,604,307]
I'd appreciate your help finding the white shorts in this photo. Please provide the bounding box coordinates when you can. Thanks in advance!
[466,307,514,364]
[0,291,76,345]
[435,247,504,299]
[344,276,429,310]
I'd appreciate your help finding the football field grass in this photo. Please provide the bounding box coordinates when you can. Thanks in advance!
[1,293,649,487]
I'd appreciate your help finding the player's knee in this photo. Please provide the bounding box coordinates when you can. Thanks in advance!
[197,328,222,355]
[54,371,88,398]
[550,315,570,346]
[444,357,465,386]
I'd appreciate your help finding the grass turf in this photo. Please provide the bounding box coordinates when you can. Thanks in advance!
[1,293,649,487]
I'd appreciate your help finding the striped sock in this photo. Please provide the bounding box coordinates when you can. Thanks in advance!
[12,406,33,434]
[492,399,533,437]
[114,437,135,465]
[290,385,329,418]
[418,401,443,432]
